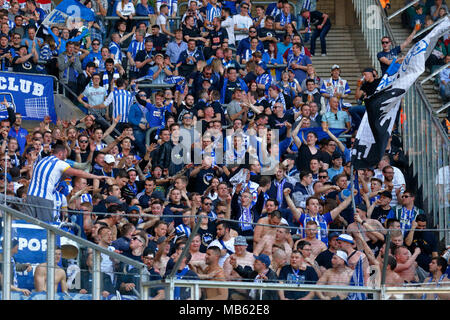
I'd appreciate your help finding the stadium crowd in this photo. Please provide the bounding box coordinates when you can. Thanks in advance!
[0,0,448,300]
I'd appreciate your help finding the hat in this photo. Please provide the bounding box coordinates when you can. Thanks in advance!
[335,250,348,264]
[143,247,155,258]
[337,234,354,244]
[328,232,340,240]
[127,205,140,213]
[254,254,271,268]
[363,67,375,73]
[155,53,164,59]
[234,236,248,246]
[104,154,115,164]
[379,190,392,199]
[105,195,122,205]
[356,203,367,212]
[127,167,137,173]
[331,64,340,70]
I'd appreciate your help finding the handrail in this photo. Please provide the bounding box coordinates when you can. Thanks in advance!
[387,0,420,21]
[0,203,147,300]
[420,62,450,85]
[413,16,448,40]
[435,101,450,114]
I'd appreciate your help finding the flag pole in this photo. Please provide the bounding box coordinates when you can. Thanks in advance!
[350,164,365,236]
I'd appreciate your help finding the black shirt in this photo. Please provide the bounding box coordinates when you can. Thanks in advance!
[360,78,382,98]
[135,49,154,78]
[12,55,37,73]
[209,27,228,48]
[278,265,318,299]
[182,25,203,46]
[371,206,393,226]
[258,27,277,50]
[309,11,331,29]
[147,34,168,52]
[315,249,334,270]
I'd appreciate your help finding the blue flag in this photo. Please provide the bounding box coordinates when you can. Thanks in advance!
[42,0,95,28]
[346,256,367,300]
[298,127,346,144]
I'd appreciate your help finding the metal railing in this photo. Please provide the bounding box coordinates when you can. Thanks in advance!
[352,0,450,245]
[0,204,148,300]
[386,0,420,21]
[352,0,392,75]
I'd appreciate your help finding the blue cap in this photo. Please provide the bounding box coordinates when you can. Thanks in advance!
[0,173,12,182]
[127,205,140,213]
[254,254,271,268]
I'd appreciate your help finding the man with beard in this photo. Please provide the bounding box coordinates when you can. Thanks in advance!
[208,221,235,267]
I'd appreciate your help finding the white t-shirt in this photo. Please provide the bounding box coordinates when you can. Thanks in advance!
[156,14,167,32]
[221,16,235,45]
[82,85,108,107]
[233,14,253,42]
[117,2,135,16]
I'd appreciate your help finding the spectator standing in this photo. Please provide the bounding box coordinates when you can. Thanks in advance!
[300,8,331,56]
[233,2,253,43]
[320,65,351,111]
[377,29,416,75]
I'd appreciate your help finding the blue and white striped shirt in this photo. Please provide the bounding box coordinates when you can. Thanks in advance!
[128,40,145,72]
[109,41,122,65]
[53,190,67,222]
[157,0,178,16]
[28,156,71,201]
[104,88,135,123]
[206,3,221,24]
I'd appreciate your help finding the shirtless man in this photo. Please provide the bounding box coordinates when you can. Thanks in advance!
[34,248,68,293]
[394,245,421,283]
[189,234,206,266]
[420,257,450,300]
[347,203,385,246]
[223,236,255,299]
[253,210,292,249]
[385,255,404,288]
[315,250,353,300]
[337,234,369,284]
[296,220,327,260]
[253,225,292,259]
[194,246,228,300]
[271,248,289,276]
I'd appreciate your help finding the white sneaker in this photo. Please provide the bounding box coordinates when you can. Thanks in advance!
[321,54,327,56]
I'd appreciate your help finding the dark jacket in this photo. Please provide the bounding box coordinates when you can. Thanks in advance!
[233,265,279,300]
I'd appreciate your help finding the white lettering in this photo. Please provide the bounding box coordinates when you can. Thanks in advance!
[8,77,18,91]
[19,79,32,94]
[0,76,6,90]
[32,83,44,97]
[28,239,41,251]
[18,237,27,251]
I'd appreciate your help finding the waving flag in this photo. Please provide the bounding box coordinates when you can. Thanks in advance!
[351,16,450,170]
[346,256,366,300]
[41,0,95,29]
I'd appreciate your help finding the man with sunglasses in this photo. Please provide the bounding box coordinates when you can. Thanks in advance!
[236,26,264,64]
[377,28,416,75]
[387,189,424,237]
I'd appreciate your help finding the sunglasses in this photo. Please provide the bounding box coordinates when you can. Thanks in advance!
[319,175,328,178]
[79,140,88,143]
[132,237,143,243]
[401,195,411,198]
[381,41,390,44]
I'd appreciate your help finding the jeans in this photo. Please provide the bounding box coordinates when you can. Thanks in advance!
[440,82,450,102]
[310,23,331,55]
[348,105,366,131]
[133,128,147,158]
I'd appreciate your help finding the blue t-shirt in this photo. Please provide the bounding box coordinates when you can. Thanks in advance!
[377,45,401,75]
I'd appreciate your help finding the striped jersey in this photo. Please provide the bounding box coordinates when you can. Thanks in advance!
[104,88,135,123]
[157,0,178,16]
[28,156,71,201]
[206,3,221,24]
[108,41,122,65]
[53,190,67,222]
[127,40,145,73]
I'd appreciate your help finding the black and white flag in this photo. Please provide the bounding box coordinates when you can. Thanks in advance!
[351,16,450,170]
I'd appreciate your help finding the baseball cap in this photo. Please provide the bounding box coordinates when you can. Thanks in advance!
[105,196,122,205]
[254,254,271,268]
[328,232,341,240]
[379,190,393,199]
[155,53,164,59]
[356,203,367,212]
[337,234,354,244]
[234,236,248,246]
[127,205,140,213]
[335,250,348,264]
[331,64,340,70]
[151,191,166,201]
[104,154,115,164]
[0,173,12,183]
[363,67,375,73]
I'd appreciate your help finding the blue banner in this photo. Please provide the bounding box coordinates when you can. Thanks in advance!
[0,72,56,122]
[0,292,138,300]
[43,0,95,27]
[0,220,64,290]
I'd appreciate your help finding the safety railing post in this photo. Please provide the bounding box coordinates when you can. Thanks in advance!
[46,230,56,300]
[2,209,12,300]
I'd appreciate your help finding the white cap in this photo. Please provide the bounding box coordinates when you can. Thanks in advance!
[331,64,340,70]
[104,154,115,164]
[337,234,355,244]
[335,250,348,264]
